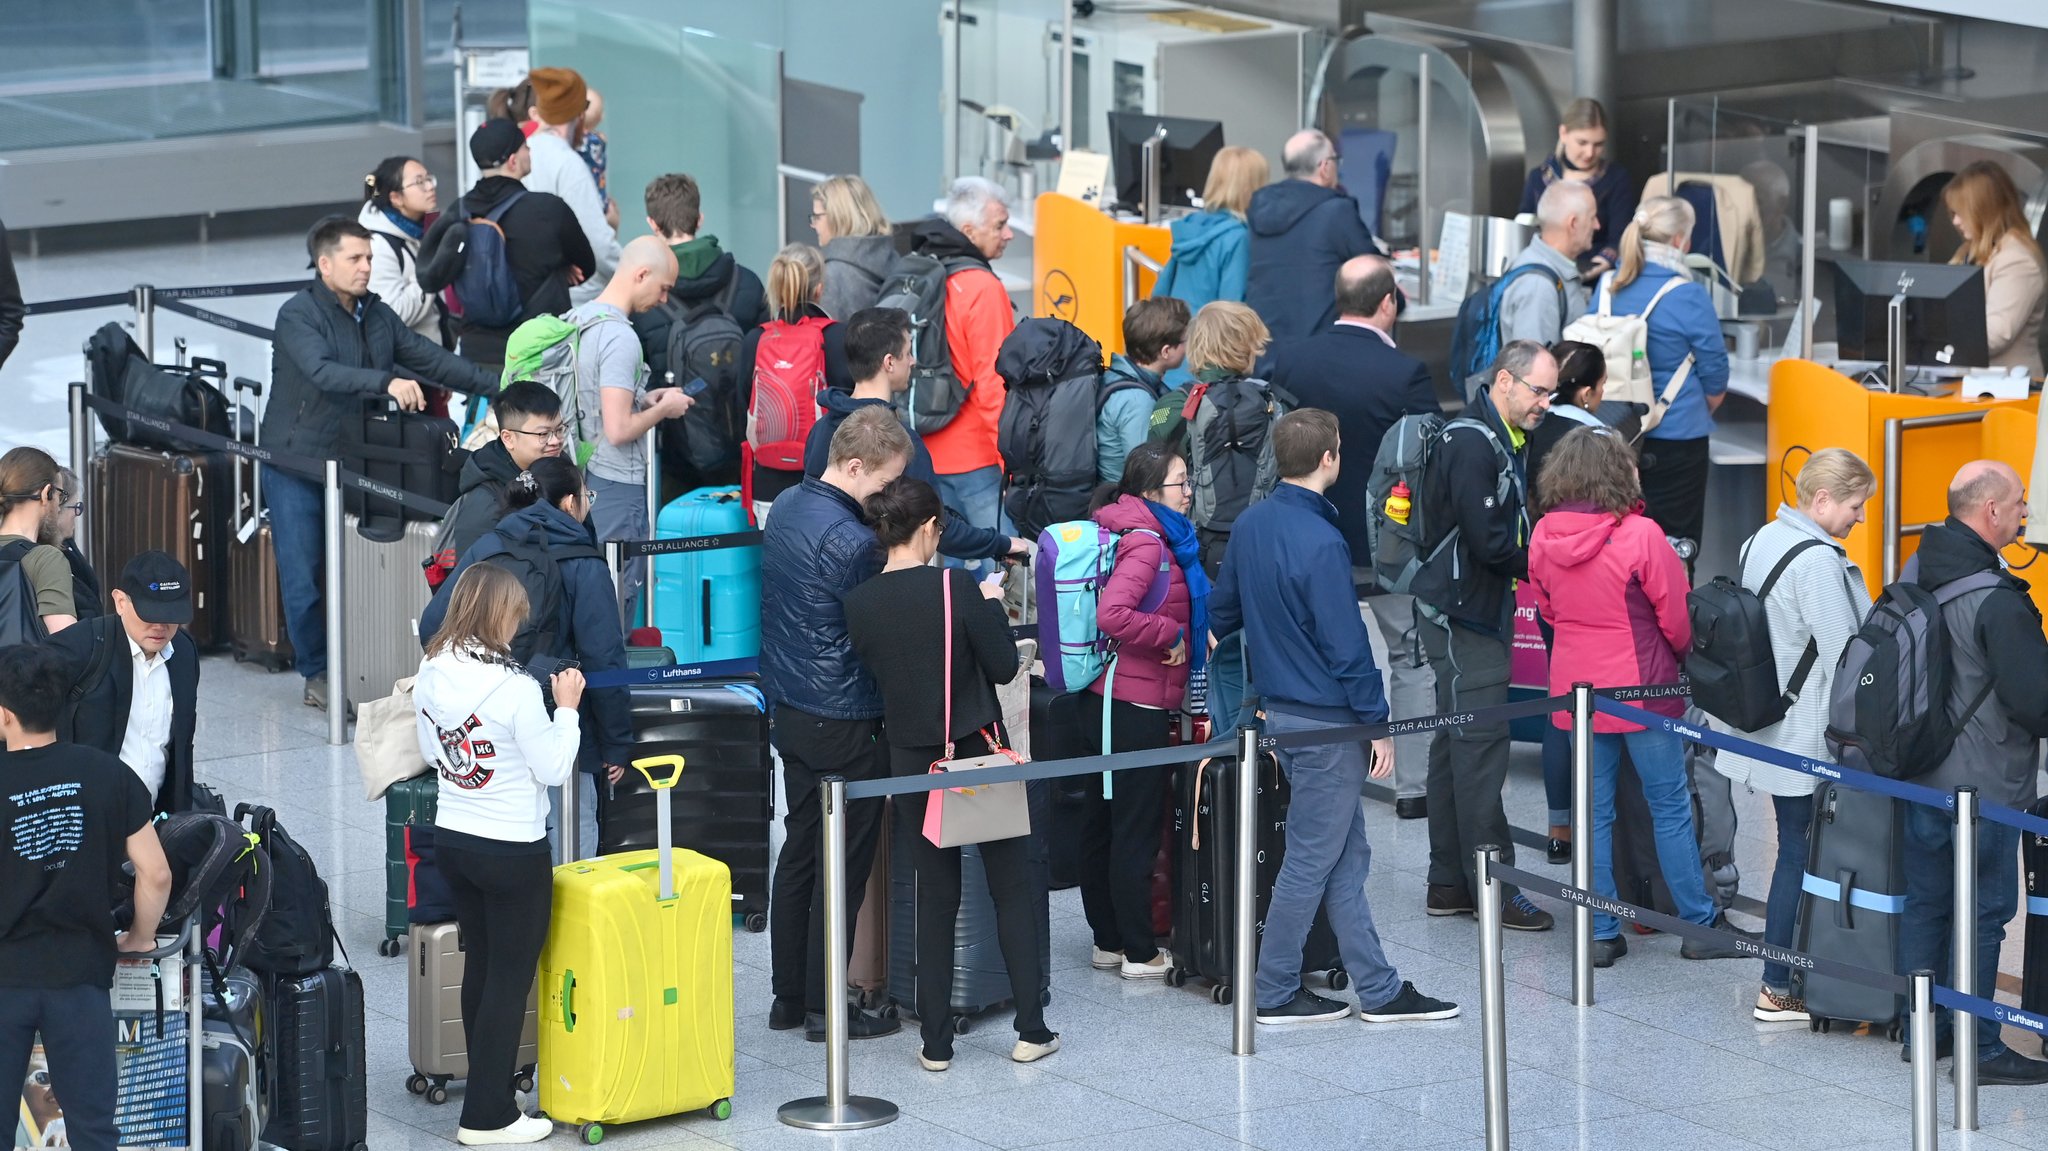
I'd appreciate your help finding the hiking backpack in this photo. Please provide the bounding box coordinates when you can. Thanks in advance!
[0,539,50,648]
[1363,412,1515,599]
[660,276,746,474]
[1686,539,1831,732]
[743,312,831,493]
[1186,376,1291,565]
[876,252,980,434]
[997,319,1107,542]
[235,803,335,977]
[483,521,604,667]
[118,809,270,970]
[1033,520,1169,694]
[1447,264,1566,383]
[1560,273,1695,428]
[1826,571,2002,780]
[450,190,528,329]
[500,309,630,468]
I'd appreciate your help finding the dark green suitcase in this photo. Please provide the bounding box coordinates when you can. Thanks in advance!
[381,775,438,956]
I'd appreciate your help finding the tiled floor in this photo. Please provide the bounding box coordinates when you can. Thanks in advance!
[175,650,2048,1151]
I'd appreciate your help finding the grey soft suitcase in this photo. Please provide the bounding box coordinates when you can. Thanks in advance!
[1794,781,1906,1034]
[887,780,1052,1032]
[405,922,539,1105]
[342,513,436,709]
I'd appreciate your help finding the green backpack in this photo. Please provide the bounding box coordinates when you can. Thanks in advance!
[499,311,627,468]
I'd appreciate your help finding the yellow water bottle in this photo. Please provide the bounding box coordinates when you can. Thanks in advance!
[1384,481,1412,525]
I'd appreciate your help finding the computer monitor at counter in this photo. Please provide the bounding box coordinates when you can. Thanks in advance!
[1832,258,1990,370]
[1107,112,1223,213]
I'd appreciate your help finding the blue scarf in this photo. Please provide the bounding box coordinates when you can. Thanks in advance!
[1146,499,1211,707]
[380,206,425,241]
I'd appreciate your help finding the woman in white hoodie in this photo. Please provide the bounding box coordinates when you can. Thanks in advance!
[414,562,583,1147]
[359,156,450,348]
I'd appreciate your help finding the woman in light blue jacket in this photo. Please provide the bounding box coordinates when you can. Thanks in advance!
[1152,146,1267,312]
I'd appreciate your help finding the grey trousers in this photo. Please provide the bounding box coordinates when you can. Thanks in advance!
[1358,593,1436,800]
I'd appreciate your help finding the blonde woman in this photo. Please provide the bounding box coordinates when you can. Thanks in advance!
[737,243,855,518]
[1517,97,1638,276]
[810,174,895,319]
[1709,448,1874,1022]
[414,562,584,1146]
[1600,195,1729,545]
[1153,145,1269,312]
[1945,161,2046,377]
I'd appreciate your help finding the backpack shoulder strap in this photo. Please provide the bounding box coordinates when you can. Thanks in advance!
[1931,569,2006,605]
[1639,274,1688,320]
[481,189,526,224]
[71,620,120,705]
[1755,538,1831,600]
[716,272,741,314]
[1594,272,1617,317]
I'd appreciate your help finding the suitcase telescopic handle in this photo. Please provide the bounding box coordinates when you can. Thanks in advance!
[630,754,685,790]
[631,754,685,901]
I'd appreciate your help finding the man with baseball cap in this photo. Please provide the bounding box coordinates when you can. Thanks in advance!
[48,551,202,814]
[419,117,596,372]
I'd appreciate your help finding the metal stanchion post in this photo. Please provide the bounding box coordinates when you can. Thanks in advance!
[1952,784,1978,1130]
[1570,681,1595,1006]
[186,931,203,1151]
[1231,724,1260,1055]
[68,382,91,552]
[780,778,898,1130]
[323,460,346,746]
[1910,970,1938,1151]
[605,540,626,630]
[132,284,155,360]
[641,425,659,628]
[1476,845,1510,1151]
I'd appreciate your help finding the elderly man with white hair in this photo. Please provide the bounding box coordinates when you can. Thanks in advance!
[901,175,1019,575]
[1497,179,1598,347]
[1244,129,1379,342]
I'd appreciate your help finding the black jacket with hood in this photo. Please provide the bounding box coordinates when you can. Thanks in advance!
[433,438,524,574]
[1243,179,1377,342]
[418,176,595,366]
[1416,387,1529,635]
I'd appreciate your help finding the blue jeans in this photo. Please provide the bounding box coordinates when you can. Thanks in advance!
[0,983,118,1151]
[263,466,327,680]
[935,465,1012,579]
[1256,709,1403,1012]
[1900,802,2021,1060]
[1590,727,1716,938]
[547,772,603,865]
[1209,636,1247,736]
[587,471,649,624]
[1762,793,1814,991]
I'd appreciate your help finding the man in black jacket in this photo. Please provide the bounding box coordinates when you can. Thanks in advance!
[1245,131,1379,342]
[419,120,597,371]
[49,551,199,815]
[1269,254,1442,820]
[427,379,565,586]
[1415,339,1555,931]
[266,216,498,710]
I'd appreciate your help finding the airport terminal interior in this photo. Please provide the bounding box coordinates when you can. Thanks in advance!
[9,0,2048,1148]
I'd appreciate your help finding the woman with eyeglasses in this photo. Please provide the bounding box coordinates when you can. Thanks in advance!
[0,446,81,636]
[359,156,450,348]
[1075,441,1205,980]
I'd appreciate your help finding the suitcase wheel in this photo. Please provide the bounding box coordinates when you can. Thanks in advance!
[707,1099,733,1121]
[744,911,768,934]
[427,1082,450,1105]
[1326,968,1351,992]
[580,1121,605,1145]
[379,937,403,958]
[407,1073,426,1096]
[952,1013,974,1036]
[1041,987,1052,1008]
[515,1067,536,1094]
[1211,983,1233,1006]
[1164,966,1187,988]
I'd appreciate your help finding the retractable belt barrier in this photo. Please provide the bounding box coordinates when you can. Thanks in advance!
[616,531,762,556]
[155,296,275,341]
[26,278,303,316]
[582,659,760,688]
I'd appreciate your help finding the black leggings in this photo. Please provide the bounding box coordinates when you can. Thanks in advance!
[1076,693,1175,962]
[1637,434,1711,545]
[891,744,1050,1058]
[437,836,552,1131]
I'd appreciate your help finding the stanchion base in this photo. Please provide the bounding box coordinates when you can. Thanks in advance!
[777,1095,899,1131]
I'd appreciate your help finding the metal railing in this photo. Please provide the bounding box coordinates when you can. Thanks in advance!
[1881,409,1993,584]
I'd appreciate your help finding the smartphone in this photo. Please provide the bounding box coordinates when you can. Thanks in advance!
[682,377,710,399]
[553,659,581,673]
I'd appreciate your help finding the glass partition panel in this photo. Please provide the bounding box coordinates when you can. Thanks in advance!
[944,0,1062,214]
[0,0,211,96]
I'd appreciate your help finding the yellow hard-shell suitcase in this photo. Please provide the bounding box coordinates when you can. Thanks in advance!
[538,755,736,1143]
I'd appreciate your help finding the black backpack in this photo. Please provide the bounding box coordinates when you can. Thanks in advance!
[0,539,50,648]
[659,276,746,474]
[85,321,232,450]
[483,522,604,667]
[235,804,335,977]
[1686,539,1830,732]
[996,318,1106,541]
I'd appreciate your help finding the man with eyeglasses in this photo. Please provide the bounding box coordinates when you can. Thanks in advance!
[1414,338,1558,933]
[1244,129,1380,342]
[426,379,569,588]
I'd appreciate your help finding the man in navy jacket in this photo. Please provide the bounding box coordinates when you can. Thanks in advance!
[1211,409,1458,1028]
[1268,254,1442,820]
[1244,131,1379,342]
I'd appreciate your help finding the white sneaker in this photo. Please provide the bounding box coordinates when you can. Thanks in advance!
[1012,1035,1061,1063]
[457,1113,553,1145]
[1120,950,1170,980]
[918,1051,950,1072]
[1090,946,1124,971]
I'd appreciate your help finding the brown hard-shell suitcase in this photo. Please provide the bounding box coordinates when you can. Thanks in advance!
[223,377,292,670]
[89,442,229,648]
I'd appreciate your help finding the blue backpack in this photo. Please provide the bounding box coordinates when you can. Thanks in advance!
[451,190,528,329]
[1447,263,1564,382]
[1034,521,1169,695]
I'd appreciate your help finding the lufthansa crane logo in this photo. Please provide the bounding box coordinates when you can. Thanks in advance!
[1042,269,1078,321]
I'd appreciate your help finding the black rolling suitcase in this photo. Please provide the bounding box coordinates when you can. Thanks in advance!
[2021,796,2048,1054]
[1029,678,1088,890]
[1167,752,1345,1003]
[1793,781,1906,1034]
[263,966,369,1151]
[342,398,461,539]
[604,679,773,931]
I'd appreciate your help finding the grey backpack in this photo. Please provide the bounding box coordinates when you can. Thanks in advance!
[1364,413,1512,598]
[877,252,983,434]
[1187,375,1291,549]
[1825,569,2002,780]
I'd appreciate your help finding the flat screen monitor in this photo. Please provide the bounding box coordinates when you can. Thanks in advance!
[1832,258,1989,369]
[1107,112,1223,211]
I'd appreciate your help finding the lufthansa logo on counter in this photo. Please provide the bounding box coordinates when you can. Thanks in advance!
[1042,269,1078,321]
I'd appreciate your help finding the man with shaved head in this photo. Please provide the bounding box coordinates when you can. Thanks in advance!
[1896,459,2048,1084]
[1244,129,1379,341]
[574,233,687,613]
[1498,180,1597,348]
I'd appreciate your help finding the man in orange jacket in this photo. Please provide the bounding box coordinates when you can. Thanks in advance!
[906,177,1017,575]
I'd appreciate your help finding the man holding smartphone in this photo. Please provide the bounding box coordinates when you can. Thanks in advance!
[571,236,687,615]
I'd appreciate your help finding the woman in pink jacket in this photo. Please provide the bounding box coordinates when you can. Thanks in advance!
[1528,427,1754,968]
[1080,441,1201,980]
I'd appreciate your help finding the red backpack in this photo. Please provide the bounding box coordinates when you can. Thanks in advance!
[742,315,831,508]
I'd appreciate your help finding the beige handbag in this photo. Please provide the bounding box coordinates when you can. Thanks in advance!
[354,675,429,801]
[921,572,1032,848]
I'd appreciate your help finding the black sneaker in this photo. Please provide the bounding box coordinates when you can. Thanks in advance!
[768,998,806,1031]
[1899,1033,1955,1063]
[1680,914,1761,960]
[1395,796,1428,820]
[1979,1048,2048,1086]
[1501,892,1555,932]
[1425,884,1475,917]
[804,1005,900,1042]
[1592,935,1628,968]
[1256,989,1352,1026]
[1360,981,1461,1022]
